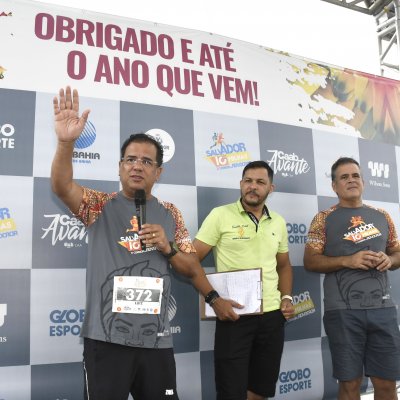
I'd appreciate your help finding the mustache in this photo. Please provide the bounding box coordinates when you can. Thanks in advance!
[245,190,258,195]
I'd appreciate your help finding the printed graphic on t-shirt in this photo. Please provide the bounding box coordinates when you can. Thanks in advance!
[232,224,250,240]
[343,216,382,244]
[100,260,171,348]
[335,268,390,309]
[118,215,156,254]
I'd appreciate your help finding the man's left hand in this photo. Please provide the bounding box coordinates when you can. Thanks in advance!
[139,223,170,254]
[281,299,295,320]
[212,298,242,321]
[374,251,392,272]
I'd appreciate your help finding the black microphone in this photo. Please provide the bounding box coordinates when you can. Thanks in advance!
[135,189,146,249]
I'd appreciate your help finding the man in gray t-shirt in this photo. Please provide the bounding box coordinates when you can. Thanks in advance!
[304,157,400,400]
[51,86,238,400]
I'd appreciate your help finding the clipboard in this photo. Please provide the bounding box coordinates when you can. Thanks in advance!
[200,268,263,320]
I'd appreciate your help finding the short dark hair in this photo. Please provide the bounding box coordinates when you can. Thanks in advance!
[331,157,360,181]
[242,160,274,182]
[120,133,164,166]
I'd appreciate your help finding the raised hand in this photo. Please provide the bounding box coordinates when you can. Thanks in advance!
[53,86,90,143]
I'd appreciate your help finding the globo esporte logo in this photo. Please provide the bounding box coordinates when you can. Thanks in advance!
[279,367,312,394]
[49,308,85,336]
[0,123,15,149]
[286,222,308,244]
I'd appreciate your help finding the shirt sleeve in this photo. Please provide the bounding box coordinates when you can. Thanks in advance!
[305,211,327,253]
[161,201,195,253]
[195,208,221,247]
[381,208,400,249]
[75,187,116,227]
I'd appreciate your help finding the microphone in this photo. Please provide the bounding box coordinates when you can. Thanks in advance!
[135,189,146,249]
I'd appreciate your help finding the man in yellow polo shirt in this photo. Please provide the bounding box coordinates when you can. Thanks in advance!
[194,160,294,400]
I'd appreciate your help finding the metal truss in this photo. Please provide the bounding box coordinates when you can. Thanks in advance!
[321,0,400,76]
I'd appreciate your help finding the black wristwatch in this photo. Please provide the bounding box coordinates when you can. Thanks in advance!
[205,290,220,306]
[164,241,178,259]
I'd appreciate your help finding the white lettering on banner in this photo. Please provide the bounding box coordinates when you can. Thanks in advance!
[0,304,8,343]
[0,304,7,327]
[0,124,15,149]
[0,137,14,148]
[368,161,389,178]
[0,124,15,137]
[41,214,88,245]
[267,150,310,177]
[368,180,391,188]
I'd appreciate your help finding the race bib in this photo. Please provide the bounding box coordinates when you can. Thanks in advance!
[112,276,164,314]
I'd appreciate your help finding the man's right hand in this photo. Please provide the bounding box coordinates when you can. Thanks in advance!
[53,86,90,143]
[212,298,243,321]
[345,250,381,270]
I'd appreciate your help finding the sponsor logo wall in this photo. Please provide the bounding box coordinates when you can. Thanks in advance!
[2,86,399,399]
[1,1,400,399]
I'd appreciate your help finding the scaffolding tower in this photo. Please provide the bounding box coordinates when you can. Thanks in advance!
[321,0,400,76]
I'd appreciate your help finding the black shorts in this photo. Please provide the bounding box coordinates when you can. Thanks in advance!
[83,338,179,400]
[214,310,286,400]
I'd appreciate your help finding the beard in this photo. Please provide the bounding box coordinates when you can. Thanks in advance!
[241,190,268,208]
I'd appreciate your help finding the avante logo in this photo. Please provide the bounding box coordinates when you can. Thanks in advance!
[204,132,251,170]
[75,120,96,149]
[267,150,310,177]
[41,214,88,246]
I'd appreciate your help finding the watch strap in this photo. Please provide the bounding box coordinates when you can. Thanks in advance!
[165,241,178,259]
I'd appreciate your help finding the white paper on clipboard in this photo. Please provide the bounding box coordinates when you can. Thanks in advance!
[203,268,263,318]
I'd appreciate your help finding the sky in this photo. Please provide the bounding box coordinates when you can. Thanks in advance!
[31,0,392,78]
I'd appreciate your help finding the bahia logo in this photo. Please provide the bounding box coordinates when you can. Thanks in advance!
[205,132,251,170]
[267,150,310,177]
[0,304,7,343]
[279,367,312,394]
[49,308,85,336]
[146,128,175,163]
[286,223,308,244]
[41,214,88,247]
[0,207,18,240]
[167,295,181,334]
[72,120,100,164]
[0,123,15,149]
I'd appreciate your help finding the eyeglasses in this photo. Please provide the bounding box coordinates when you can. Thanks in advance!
[121,156,158,168]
